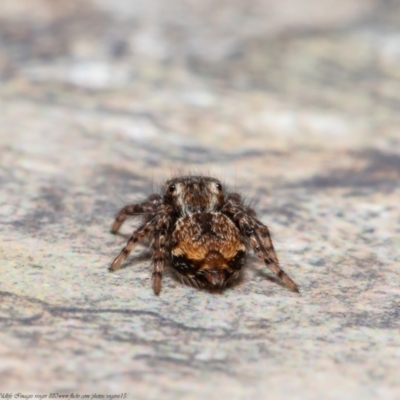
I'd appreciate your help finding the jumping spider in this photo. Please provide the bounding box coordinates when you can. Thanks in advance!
[109,175,299,294]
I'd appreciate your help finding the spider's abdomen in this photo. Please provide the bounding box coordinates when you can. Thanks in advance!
[170,213,246,289]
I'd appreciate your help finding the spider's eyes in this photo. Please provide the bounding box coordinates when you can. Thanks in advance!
[216,183,222,191]
[168,184,176,193]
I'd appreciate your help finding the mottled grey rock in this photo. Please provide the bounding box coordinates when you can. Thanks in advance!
[1,1,400,399]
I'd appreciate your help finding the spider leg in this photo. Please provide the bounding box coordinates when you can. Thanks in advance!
[151,233,165,295]
[250,227,299,292]
[111,194,162,233]
[254,221,276,250]
[109,221,153,271]
[151,210,172,295]
[222,198,299,292]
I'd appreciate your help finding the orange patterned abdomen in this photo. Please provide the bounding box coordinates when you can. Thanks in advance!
[171,213,246,288]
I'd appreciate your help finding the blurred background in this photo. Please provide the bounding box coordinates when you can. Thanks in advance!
[1,0,400,153]
[2,0,400,182]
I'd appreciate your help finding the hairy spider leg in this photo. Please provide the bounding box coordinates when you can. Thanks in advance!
[222,194,299,292]
[111,196,162,234]
[251,227,299,292]
[109,221,153,271]
[151,209,172,294]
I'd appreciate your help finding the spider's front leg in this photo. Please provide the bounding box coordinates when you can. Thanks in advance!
[111,194,163,234]
[223,194,299,292]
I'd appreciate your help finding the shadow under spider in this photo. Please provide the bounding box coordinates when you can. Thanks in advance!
[253,269,288,289]
[246,256,289,289]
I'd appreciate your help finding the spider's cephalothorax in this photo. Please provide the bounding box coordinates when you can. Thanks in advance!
[164,175,225,215]
[109,175,299,295]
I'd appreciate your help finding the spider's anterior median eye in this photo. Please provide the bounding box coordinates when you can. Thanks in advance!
[168,184,176,193]
[216,183,222,190]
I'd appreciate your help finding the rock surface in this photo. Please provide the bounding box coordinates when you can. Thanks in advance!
[1,1,399,399]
